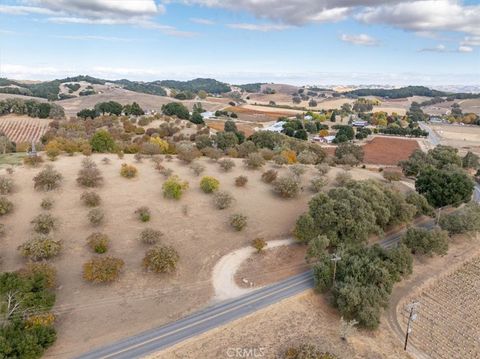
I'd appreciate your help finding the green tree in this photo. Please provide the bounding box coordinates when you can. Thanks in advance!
[190,111,204,124]
[90,130,115,153]
[439,203,480,235]
[123,102,144,116]
[401,227,449,256]
[462,151,479,169]
[215,132,238,150]
[415,166,474,207]
[161,102,190,119]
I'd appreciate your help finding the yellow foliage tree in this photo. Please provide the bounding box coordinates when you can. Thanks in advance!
[281,149,297,164]
[45,140,61,161]
[150,137,169,154]
[319,129,329,137]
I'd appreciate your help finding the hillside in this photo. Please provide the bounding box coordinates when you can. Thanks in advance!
[346,85,480,100]
[0,76,231,101]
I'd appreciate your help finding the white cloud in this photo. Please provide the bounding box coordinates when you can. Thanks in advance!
[419,44,447,52]
[52,35,134,42]
[181,1,409,25]
[458,45,473,53]
[419,43,474,53]
[0,0,195,37]
[182,0,480,40]
[462,36,480,47]
[190,17,215,25]
[32,0,164,18]
[227,23,290,31]
[340,33,378,46]
[357,0,480,37]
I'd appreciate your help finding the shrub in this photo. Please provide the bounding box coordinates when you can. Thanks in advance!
[335,171,352,186]
[33,165,63,191]
[134,153,144,163]
[158,166,174,178]
[162,176,189,200]
[23,155,44,167]
[31,213,57,234]
[202,147,223,161]
[139,228,163,245]
[86,233,110,254]
[90,130,115,153]
[284,344,337,359]
[251,238,267,253]
[87,208,104,226]
[19,235,61,261]
[83,256,124,283]
[289,164,306,177]
[383,170,402,182]
[261,169,278,183]
[177,143,201,163]
[235,175,248,187]
[18,262,57,288]
[244,153,265,169]
[260,148,274,160]
[311,177,327,192]
[0,175,13,195]
[200,176,220,193]
[81,191,101,207]
[218,158,235,172]
[213,191,234,209]
[297,150,318,165]
[120,163,138,178]
[190,162,205,176]
[135,206,151,222]
[45,141,61,161]
[77,158,103,187]
[280,149,297,164]
[316,163,331,176]
[230,214,247,231]
[273,154,289,166]
[0,196,13,216]
[102,157,111,165]
[273,175,301,198]
[40,198,54,210]
[143,245,179,273]
[0,223,5,238]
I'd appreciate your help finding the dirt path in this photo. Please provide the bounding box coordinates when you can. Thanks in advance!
[386,236,480,359]
[212,239,294,301]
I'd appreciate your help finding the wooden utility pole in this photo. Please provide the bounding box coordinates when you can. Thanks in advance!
[331,253,341,285]
[404,301,419,351]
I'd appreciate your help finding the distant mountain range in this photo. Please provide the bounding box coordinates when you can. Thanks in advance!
[0,75,478,101]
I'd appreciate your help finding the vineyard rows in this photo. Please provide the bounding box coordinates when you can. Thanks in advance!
[0,117,50,143]
[402,256,480,359]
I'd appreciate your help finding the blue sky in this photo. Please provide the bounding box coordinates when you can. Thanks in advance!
[0,0,479,85]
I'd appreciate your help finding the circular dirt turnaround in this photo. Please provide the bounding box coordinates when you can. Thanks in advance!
[212,239,294,301]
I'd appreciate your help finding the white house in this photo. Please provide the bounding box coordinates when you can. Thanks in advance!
[352,120,368,127]
[313,135,335,144]
[200,111,215,120]
[262,121,286,133]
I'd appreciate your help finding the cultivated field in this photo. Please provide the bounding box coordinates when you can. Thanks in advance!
[0,154,384,358]
[362,136,420,165]
[0,115,51,143]
[400,255,480,359]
